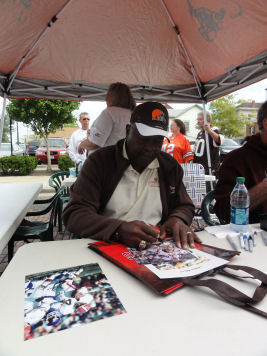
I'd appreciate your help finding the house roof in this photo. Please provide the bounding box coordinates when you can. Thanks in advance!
[236,101,262,109]
[168,104,203,119]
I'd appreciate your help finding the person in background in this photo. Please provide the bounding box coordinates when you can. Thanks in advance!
[193,111,224,177]
[68,112,90,165]
[64,102,201,250]
[78,82,136,155]
[162,118,193,164]
[214,100,267,224]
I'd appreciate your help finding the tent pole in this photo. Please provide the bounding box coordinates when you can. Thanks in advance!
[160,0,215,190]
[0,94,7,150]
[202,102,214,190]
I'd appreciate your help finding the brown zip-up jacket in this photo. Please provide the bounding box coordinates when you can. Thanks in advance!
[63,139,194,241]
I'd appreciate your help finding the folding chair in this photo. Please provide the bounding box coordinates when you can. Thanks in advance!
[201,190,225,226]
[180,163,206,209]
[8,188,62,262]
[49,171,70,232]
[180,163,207,231]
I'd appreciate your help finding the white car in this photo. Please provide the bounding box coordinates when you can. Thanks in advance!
[0,143,24,157]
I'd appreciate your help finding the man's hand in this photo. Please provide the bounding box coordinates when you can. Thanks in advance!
[160,217,202,249]
[203,123,211,132]
[78,139,100,154]
[116,220,160,249]
[78,141,86,154]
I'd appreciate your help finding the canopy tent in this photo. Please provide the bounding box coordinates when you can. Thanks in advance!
[0,0,266,178]
[0,0,266,103]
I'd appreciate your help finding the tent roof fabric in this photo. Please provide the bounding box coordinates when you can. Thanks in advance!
[0,0,266,103]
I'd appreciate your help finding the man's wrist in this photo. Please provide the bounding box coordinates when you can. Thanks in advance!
[110,229,120,242]
[168,216,187,225]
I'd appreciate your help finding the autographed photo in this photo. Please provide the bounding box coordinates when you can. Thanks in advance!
[129,239,228,279]
[24,263,126,340]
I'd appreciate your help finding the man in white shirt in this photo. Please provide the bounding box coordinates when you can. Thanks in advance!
[68,112,90,164]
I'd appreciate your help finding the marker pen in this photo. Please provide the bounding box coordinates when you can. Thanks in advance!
[261,231,267,246]
[252,231,257,247]
[239,233,245,249]
[243,234,249,251]
[226,235,240,251]
[248,236,253,253]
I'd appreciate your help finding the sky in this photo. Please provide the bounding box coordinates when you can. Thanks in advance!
[75,78,267,124]
[3,77,267,142]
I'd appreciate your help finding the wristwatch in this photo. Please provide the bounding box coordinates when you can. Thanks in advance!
[110,230,120,242]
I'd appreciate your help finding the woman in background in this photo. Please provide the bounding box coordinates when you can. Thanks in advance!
[78,82,136,155]
[162,119,193,163]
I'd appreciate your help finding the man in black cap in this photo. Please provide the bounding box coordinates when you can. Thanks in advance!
[63,102,201,250]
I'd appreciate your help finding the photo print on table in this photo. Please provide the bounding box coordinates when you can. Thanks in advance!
[24,263,126,340]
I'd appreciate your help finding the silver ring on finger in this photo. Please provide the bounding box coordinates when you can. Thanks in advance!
[187,231,192,235]
[138,240,147,251]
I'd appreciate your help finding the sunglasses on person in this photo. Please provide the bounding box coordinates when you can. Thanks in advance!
[82,118,90,121]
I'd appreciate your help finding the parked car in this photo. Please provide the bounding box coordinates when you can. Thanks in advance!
[19,143,27,155]
[35,138,68,164]
[220,138,241,162]
[233,137,246,145]
[27,140,41,156]
[0,143,24,157]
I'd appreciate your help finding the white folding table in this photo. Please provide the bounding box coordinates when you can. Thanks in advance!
[0,182,43,253]
[0,228,267,356]
[61,177,76,188]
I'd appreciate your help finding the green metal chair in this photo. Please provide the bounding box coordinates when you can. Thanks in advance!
[49,171,70,232]
[8,189,62,262]
[201,190,225,226]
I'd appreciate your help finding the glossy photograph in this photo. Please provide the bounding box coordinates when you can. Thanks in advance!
[24,263,126,340]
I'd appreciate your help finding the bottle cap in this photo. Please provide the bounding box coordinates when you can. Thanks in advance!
[236,177,245,183]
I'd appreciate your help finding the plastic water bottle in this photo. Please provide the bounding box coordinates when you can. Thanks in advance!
[230,177,250,233]
[77,159,85,175]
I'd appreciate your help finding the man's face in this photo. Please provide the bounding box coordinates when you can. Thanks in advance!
[197,114,204,129]
[79,114,90,130]
[126,124,164,169]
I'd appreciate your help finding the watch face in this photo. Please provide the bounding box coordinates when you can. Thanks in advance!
[110,231,119,242]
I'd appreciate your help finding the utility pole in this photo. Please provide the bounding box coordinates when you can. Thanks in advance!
[9,118,13,155]
[16,122,19,144]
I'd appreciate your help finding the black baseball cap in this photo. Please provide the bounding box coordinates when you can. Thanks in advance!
[130,102,169,139]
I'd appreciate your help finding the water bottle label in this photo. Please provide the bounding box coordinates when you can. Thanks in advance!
[230,207,249,225]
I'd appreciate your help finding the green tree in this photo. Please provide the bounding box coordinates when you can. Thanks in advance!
[209,94,249,137]
[7,99,80,170]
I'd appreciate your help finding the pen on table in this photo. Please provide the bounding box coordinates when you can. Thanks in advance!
[248,236,253,253]
[243,234,249,251]
[226,235,240,251]
[252,231,257,246]
[239,233,245,249]
[261,231,267,246]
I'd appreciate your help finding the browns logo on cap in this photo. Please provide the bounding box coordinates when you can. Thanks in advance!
[152,109,164,122]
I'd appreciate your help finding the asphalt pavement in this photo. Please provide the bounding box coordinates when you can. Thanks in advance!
[0,164,60,196]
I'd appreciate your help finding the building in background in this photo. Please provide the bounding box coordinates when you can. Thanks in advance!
[236,100,261,136]
[26,126,78,145]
